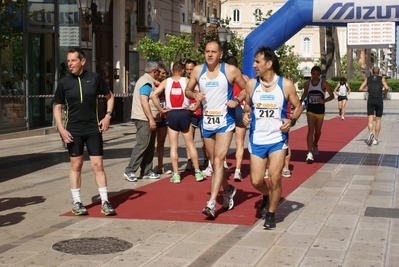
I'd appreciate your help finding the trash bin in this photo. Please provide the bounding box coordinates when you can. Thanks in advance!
[113,96,132,122]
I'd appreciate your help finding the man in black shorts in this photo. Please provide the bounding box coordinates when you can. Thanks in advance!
[53,48,116,216]
[359,66,389,146]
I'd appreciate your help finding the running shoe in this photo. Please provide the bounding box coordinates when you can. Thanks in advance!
[282,169,291,178]
[264,169,269,179]
[123,172,137,182]
[341,116,345,120]
[202,166,213,177]
[373,139,379,145]
[312,144,319,156]
[223,161,228,169]
[202,201,216,219]
[101,201,116,216]
[306,152,314,162]
[170,173,181,183]
[233,170,242,181]
[366,133,374,146]
[185,160,194,171]
[222,185,236,210]
[71,201,88,216]
[260,195,269,219]
[263,212,276,230]
[142,172,160,179]
[195,171,205,182]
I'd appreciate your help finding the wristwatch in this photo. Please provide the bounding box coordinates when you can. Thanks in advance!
[235,98,240,104]
[106,111,112,117]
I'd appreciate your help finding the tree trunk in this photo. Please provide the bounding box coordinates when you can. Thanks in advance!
[333,27,341,77]
[325,26,334,79]
[319,26,326,79]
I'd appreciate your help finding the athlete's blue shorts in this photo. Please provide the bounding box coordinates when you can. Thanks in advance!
[248,139,288,159]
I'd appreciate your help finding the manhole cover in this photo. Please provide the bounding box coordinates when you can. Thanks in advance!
[52,237,133,255]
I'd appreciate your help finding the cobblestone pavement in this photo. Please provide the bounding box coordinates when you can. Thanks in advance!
[1,97,399,267]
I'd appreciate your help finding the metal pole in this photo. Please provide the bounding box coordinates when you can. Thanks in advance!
[91,2,97,72]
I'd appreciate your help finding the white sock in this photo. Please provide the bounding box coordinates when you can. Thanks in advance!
[98,187,108,204]
[208,198,216,206]
[71,188,81,203]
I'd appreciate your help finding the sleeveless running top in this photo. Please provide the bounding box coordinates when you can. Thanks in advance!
[198,62,235,131]
[249,76,288,145]
[307,79,325,114]
[337,84,348,96]
[165,77,190,109]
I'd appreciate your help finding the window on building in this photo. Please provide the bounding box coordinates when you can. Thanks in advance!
[303,37,310,55]
[232,9,240,24]
[254,8,262,24]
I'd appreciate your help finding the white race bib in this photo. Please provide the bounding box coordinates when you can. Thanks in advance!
[203,109,225,126]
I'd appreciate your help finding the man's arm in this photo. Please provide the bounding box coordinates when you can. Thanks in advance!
[358,78,368,92]
[140,84,157,131]
[382,77,389,98]
[185,65,201,100]
[150,79,167,112]
[322,81,335,103]
[98,91,114,132]
[280,79,302,132]
[53,103,73,143]
[300,81,309,102]
[226,65,247,108]
[242,79,255,127]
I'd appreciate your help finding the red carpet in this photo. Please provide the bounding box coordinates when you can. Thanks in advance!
[62,116,366,225]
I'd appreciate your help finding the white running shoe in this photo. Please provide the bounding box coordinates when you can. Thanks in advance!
[233,170,242,181]
[222,185,236,210]
[282,169,291,178]
[202,166,213,177]
[366,133,374,146]
[306,152,314,162]
[373,139,379,145]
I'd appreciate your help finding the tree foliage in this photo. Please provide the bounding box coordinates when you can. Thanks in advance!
[136,32,199,70]
[276,45,303,84]
[0,0,28,50]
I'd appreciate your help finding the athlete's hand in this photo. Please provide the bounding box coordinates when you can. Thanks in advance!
[149,119,157,131]
[242,112,251,126]
[195,92,205,102]
[279,118,291,133]
[61,130,74,143]
[98,116,111,132]
[161,107,170,114]
[226,100,238,108]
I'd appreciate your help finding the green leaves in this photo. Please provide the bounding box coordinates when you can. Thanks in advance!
[0,0,28,50]
[136,32,198,70]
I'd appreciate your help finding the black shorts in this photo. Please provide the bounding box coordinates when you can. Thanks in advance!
[156,118,167,128]
[337,96,348,101]
[235,105,244,127]
[67,132,103,157]
[166,109,192,131]
[367,97,383,117]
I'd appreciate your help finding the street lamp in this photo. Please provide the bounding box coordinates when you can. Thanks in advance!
[217,25,232,59]
[76,0,111,72]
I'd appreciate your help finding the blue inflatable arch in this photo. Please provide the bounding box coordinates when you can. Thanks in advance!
[242,0,399,77]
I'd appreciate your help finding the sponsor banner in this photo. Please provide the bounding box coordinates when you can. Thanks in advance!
[347,22,395,48]
[313,0,399,23]
[29,3,80,27]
